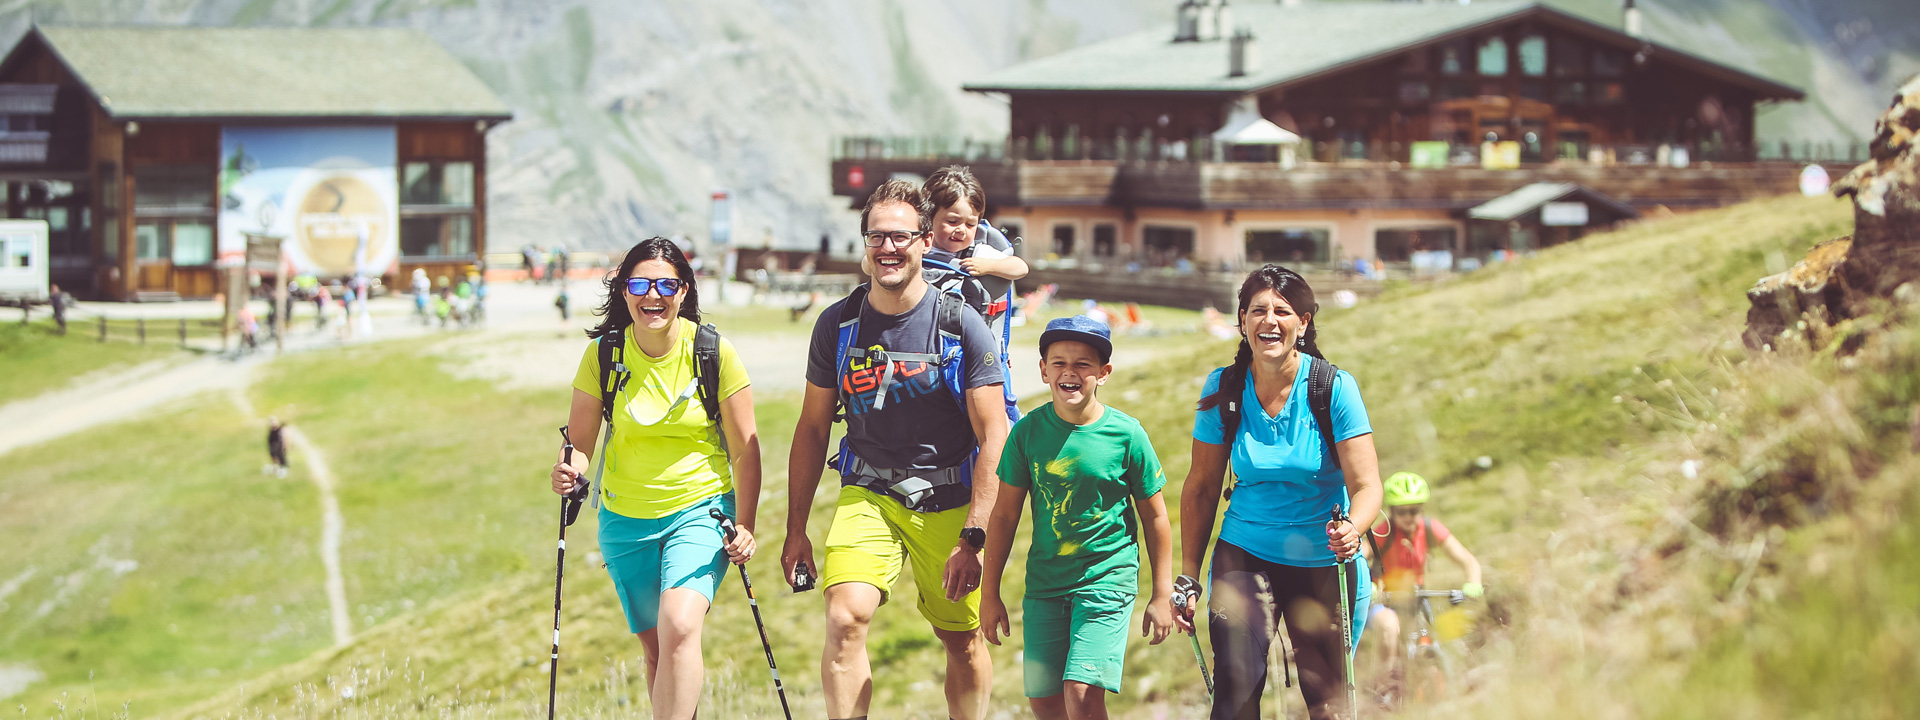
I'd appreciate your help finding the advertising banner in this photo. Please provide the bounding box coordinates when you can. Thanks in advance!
[710,189,732,247]
[219,126,398,278]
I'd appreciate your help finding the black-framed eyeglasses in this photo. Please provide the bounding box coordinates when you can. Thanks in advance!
[861,230,924,248]
[626,277,684,297]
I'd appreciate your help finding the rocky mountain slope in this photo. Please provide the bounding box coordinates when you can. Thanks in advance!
[4,0,1913,251]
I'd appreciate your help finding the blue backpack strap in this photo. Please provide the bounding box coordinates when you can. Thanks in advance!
[828,286,869,475]
[932,288,978,486]
[932,288,969,405]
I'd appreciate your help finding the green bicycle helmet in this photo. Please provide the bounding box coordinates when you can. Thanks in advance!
[1384,471,1431,507]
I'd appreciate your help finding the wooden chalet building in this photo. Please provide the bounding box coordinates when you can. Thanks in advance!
[833,0,1840,273]
[0,26,510,301]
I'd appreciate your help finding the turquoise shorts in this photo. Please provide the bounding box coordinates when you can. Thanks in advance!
[598,493,734,634]
[1022,588,1135,697]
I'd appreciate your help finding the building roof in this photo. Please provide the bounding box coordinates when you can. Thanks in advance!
[1468,181,1639,221]
[964,1,1802,101]
[23,25,512,121]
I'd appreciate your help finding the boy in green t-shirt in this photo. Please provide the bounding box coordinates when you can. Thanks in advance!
[981,315,1176,720]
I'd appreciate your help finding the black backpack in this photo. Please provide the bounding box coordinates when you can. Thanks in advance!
[1216,357,1342,498]
[596,323,725,426]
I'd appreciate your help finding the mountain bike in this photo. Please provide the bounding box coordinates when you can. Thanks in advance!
[1374,587,1470,708]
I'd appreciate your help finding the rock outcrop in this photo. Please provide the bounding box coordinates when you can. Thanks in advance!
[1745,75,1920,351]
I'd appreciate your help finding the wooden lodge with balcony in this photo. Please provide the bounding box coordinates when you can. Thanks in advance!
[0,26,510,301]
[831,0,1848,275]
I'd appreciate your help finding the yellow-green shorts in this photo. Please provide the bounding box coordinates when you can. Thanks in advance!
[822,485,979,632]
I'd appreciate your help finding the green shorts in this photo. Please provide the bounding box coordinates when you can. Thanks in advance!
[1022,588,1136,697]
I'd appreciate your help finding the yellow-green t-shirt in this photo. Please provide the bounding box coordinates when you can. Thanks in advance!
[572,318,750,519]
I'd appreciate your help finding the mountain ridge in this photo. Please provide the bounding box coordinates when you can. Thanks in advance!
[3,0,1912,252]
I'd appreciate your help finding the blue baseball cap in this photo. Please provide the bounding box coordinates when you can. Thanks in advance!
[1039,315,1113,363]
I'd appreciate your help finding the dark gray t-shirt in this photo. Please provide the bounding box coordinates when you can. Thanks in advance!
[806,285,1005,473]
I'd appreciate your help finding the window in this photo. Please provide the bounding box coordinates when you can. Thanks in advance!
[1559,131,1592,160]
[1246,228,1330,264]
[1399,49,1431,74]
[1051,224,1076,257]
[134,220,215,266]
[1477,37,1508,76]
[1555,81,1588,105]
[1439,41,1469,75]
[400,215,473,258]
[1518,34,1548,76]
[400,160,478,259]
[402,161,475,207]
[171,221,213,265]
[4,234,31,269]
[135,222,168,261]
[1093,224,1117,257]
[1399,80,1432,104]
[1553,37,1587,76]
[0,114,46,135]
[1595,82,1625,105]
[133,164,215,210]
[1142,225,1195,264]
[1593,48,1627,77]
[1374,227,1457,264]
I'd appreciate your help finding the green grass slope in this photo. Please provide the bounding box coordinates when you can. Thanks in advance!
[0,320,186,405]
[149,194,1872,719]
[13,193,1905,719]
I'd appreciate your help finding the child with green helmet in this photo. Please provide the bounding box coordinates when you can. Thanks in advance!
[1360,471,1484,693]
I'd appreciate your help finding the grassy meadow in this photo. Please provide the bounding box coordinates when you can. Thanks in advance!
[0,319,187,405]
[7,193,1916,718]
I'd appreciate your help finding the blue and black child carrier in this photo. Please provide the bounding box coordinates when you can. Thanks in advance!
[919,221,1023,426]
[827,282,993,513]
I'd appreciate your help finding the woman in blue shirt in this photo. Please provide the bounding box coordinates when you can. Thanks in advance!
[1175,265,1384,720]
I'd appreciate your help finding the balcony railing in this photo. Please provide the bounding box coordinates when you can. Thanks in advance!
[835,134,1869,167]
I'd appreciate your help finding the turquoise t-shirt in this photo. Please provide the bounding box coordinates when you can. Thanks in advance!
[998,404,1167,598]
[1192,355,1372,567]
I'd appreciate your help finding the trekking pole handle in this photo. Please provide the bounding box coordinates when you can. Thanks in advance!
[711,508,737,541]
[1329,504,1353,561]
[557,426,589,502]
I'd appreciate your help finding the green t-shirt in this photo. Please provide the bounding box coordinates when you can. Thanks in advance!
[997,403,1167,598]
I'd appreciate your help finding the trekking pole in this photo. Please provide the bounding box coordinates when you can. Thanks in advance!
[1331,504,1359,719]
[709,508,794,720]
[547,426,591,720]
[1171,582,1214,698]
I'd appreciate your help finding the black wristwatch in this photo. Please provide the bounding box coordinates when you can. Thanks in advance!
[961,526,986,552]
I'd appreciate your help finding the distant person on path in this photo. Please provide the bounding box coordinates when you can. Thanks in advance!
[550,237,762,720]
[549,242,569,284]
[1360,472,1483,691]
[979,315,1177,719]
[265,417,288,478]
[523,243,541,283]
[470,271,489,325]
[781,179,1010,720]
[314,285,332,331]
[412,268,432,325]
[555,285,571,329]
[1177,265,1384,720]
[48,283,66,334]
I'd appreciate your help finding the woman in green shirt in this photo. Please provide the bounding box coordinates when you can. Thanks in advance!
[548,237,761,720]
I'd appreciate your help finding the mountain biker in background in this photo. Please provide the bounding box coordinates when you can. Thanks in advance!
[1361,472,1483,675]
